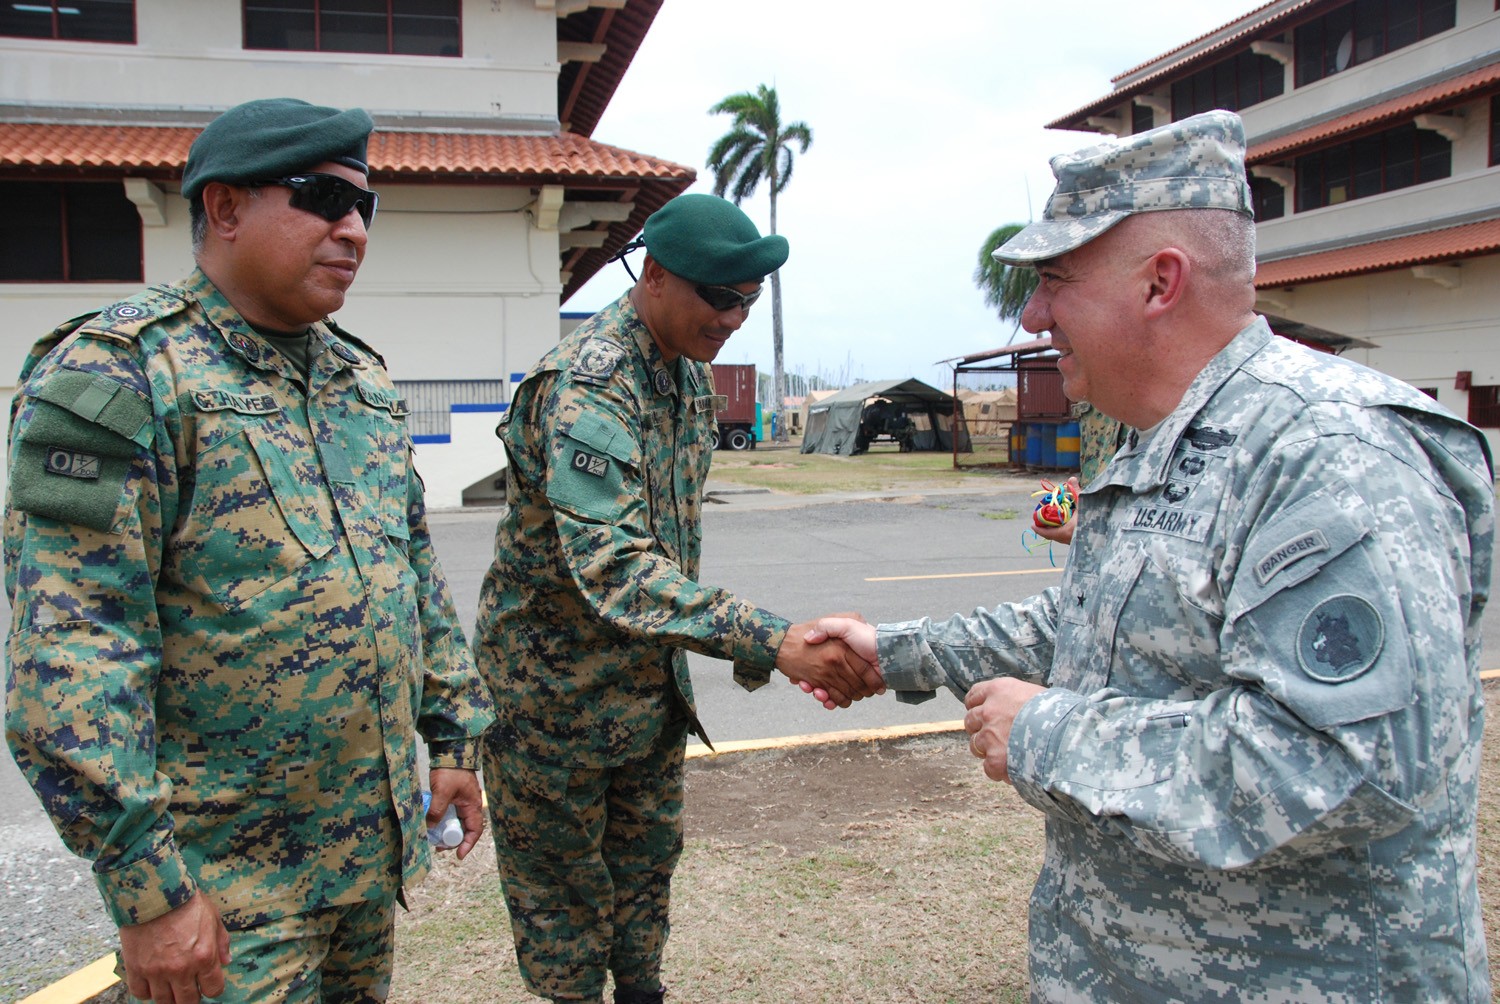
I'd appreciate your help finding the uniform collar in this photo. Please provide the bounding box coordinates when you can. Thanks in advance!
[1087,316,1272,495]
[187,268,364,380]
[620,292,678,399]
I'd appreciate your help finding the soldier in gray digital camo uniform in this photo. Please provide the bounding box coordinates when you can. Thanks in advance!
[810,110,1493,1001]
[4,98,494,1003]
[474,194,882,1004]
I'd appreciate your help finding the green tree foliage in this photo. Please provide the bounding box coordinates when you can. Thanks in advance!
[707,84,812,441]
[975,223,1038,324]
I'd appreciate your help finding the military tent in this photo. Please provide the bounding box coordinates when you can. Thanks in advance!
[801,378,971,457]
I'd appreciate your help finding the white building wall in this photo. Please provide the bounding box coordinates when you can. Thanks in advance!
[1264,255,1500,460]
[0,0,559,126]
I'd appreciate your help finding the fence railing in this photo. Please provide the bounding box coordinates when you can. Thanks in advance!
[393,379,507,439]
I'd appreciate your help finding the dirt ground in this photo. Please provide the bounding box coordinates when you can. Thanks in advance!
[683,729,990,853]
[388,730,1038,1004]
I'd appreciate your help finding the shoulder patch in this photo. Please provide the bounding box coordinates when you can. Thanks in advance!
[1297,594,1383,683]
[10,375,150,534]
[573,338,624,386]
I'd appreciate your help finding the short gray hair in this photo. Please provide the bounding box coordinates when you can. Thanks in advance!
[189,185,261,258]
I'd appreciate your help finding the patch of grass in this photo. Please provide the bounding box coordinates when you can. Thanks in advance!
[706,441,1015,496]
[981,510,1020,521]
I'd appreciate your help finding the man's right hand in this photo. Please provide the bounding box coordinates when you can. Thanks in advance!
[118,890,231,1004]
[776,618,885,709]
[798,617,883,707]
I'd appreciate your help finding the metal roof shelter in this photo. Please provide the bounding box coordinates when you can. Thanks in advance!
[801,378,971,457]
[945,340,1061,469]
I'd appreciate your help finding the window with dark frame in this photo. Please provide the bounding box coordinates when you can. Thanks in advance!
[1170,48,1284,118]
[244,0,461,56]
[1491,95,1500,167]
[1294,0,1455,87]
[0,181,143,283]
[1293,121,1450,212]
[1250,176,1286,220]
[1468,385,1500,428]
[0,0,135,42]
[1131,103,1155,135]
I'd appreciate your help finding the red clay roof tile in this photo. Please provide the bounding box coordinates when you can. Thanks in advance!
[1249,61,1500,162]
[1255,218,1500,287]
[0,123,693,182]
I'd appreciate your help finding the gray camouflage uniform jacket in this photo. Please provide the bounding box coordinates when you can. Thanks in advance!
[4,269,494,931]
[879,318,1492,1002]
[473,291,789,768]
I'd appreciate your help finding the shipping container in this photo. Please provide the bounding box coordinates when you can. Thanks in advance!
[710,364,759,450]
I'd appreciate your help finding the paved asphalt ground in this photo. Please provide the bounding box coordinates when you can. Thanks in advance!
[6,473,1499,999]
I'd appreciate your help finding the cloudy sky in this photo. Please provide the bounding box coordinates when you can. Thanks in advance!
[566,0,1261,392]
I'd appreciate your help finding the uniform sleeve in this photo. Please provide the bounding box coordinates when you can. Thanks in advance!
[405,457,494,768]
[3,341,197,928]
[876,588,1063,704]
[1006,427,1489,870]
[533,374,789,671]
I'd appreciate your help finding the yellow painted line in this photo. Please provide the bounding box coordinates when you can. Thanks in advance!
[19,952,118,1004]
[866,567,1063,582]
[686,719,965,760]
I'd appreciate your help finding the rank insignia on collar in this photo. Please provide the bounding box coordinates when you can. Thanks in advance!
[654,369,673,395]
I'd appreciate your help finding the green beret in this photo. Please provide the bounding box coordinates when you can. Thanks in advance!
[182,98,374,202]
[643,194,789,285]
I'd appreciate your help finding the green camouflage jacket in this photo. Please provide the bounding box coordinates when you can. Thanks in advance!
[474,292,787,767]
[4,269,494,931]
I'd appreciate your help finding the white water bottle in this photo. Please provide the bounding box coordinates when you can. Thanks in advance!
[420,791,464,849]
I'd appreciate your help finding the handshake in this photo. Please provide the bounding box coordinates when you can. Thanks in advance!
[776,615,883,710]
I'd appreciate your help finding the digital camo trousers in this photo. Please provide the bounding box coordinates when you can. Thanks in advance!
[484,721,686,1001]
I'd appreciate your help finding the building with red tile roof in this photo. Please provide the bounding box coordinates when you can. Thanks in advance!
[0,0,693,506]
[1044,0,1500,457]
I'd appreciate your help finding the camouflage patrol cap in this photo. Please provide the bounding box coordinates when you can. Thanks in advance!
[993,109,1253,265]
[643,194,789,285]
[182,98,374,202]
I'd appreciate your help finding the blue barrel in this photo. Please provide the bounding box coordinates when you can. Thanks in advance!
[1038,423,1058,468]
[1056,420,1081,470]
[1009,424,1026,466]
[1025,423,1043,466]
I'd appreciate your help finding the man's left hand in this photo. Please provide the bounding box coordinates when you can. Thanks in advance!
[963,678,1047,783]
[426,767,485,860]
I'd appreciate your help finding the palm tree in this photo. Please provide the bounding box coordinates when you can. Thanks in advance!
[707,84,812,442]
[974,223,1037,327]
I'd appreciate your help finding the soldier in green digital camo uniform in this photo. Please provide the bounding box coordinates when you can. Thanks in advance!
[4,98,494,1003]
[473,194,883,1004]
[810,111,1493,1001]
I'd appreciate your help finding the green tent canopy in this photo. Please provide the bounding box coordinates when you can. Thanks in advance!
[801,378,972,457]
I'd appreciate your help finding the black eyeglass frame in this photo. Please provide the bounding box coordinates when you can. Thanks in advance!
[693,283,763,312]
[250,173,379,228]
[608,239,763,313]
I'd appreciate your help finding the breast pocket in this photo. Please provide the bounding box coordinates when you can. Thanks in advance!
[173,420,336,611]
[345,384,414,547]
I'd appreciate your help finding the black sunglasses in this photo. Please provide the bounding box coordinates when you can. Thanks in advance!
[695,283,762,312]
[252,173,379,228]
